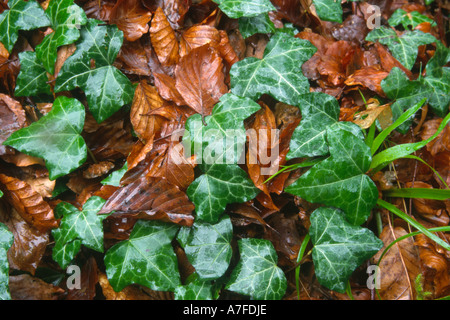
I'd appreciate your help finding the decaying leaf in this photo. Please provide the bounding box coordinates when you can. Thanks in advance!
[150,7,179,66]
[9,274,64,300]
[110,0,152,41]
[0,94,26,155]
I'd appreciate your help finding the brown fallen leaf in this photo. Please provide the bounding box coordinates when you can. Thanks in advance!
[345,66,389,96]
[66,257,99,300]
[179,25,221,57]
[154,72,186,106]
[9,274,64,300]
[150,7,179,66]
[0,94,26,155]
[371,226,420,300]
[82,0,115,22]
[0,174,57,232]
[83,161,115,179]
[352,98,392,129]
[0,204,49,275]
[98,176,195,226]
[175,44,228,117]
[110,0,152,42]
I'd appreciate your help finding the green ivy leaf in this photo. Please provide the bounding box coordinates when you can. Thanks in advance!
[3,96,87,180]
[0,223,13,300]
[286,128,378,225]
[230,32,316,105]
[225,238,287,300]
[287,92,364,160]
[388,9,436,30]
[52,196,107,268]
[366,27,436,70]
[174,274,219,300]
[104,220,180,292]
[177,215,233,280]
[313,0,343,23]
[54,19,134,123]
[187,163,259,223]
[212,0,275,19]
[35,0,87,74]
[310,207,383,293]
[239,13,275,38]
[15,51,52,97]
[0,0,50,52]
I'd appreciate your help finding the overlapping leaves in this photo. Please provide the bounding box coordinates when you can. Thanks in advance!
[0,223,13,300]
[55,19,134,123]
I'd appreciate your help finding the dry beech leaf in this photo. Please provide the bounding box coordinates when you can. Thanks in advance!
[415,233,450,298]
[154,73,186,106]
[9,274,64,300]
[372,226,420,300]
[83,0,115,22]
[83,161,115,179]
[66,257,99,300]
[0,174,57,232]
[217,30,239,68]
[18,167,55,199]
[420,118,450,156]
[130,81,167,143]
[98,176,195,226]
[0,204,49,275]
[345,66,389,96]
[110,0,152,41]
[352,98,392,129]
[150,7,179,66]
[115,39,152,76]
[175,45,228,116]
[179,25,221,57]
[0,94,26,155]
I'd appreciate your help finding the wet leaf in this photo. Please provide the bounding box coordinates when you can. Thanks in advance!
[15,51,52,97]
[104,220,181,292]
[225,238,287,300]
[150,7,179,66]
[4,96,87,180]
[179,25,221,58]
[212,0,275,19]
[238,13,275,39]
[110,0,152,42]
[0,0,50,52]
[230,32,316,105]
[309,207,383,293]
[35,0,88,74]
[9,274,64,300]
[0,94,26,155]
[52,196,107,268]
[0,222,13,300]
[388,9,435,30]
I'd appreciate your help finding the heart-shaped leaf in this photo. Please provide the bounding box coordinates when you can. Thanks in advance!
[104,220,180,292]
[225,238,287,300]
[230,32,316,105]
[0,0,50,52]
[4,96,87,180]
[177,215,233,280]
[52,196,107,268]
[0,223,14,300]
[35,0,88,74]
[286,127,378,225]
[310,207,383,293]
[54,19,134,123]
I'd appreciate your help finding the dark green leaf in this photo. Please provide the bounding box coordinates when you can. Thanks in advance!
[35,0,87,74]
[0,223,13,300]
[54,19,134,123]
[15,51,52,97]
[0,0,50,52]
[104,220,180,292]
[239,13,275,38]
[287,92,363,159]
[212,0,275,19]
[52,196,107,268]
[310,207,383,293]
[3,96,87,180]
[177,215,232,280]
[313,0,342,23]
[286,128,378,225]
[388,9,435,30]
[230,32,316,105]
[101,162,127,186]
[225,238,287,300]
[174,274,218,300]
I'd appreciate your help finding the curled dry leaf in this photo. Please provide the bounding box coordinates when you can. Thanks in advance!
[154,73,186,106]
[352,98,392,129]
[175,45,228,116]
[9,274,64,300]
[0,174,57,232]
[0,204,49,275]
[345,66,389,96]
[83,161,115,179]
[99,176,195,226]
[0,94,26,155]
[110,0,152,42]
[83,0,115,22]
[179,25,221,57]
[372,226,420,300]
[415,233,450,298]
[150,7,179,66]
[217,30,239,68]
